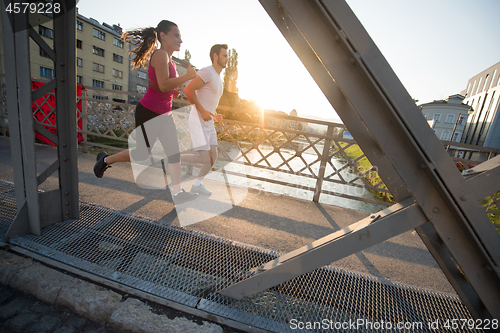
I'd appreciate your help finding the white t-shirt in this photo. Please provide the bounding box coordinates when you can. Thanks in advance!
[189,66,223,130]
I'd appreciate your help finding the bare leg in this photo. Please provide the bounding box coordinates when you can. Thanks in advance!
[167,162,182,194]
[210,145,218,171]
[194,146,218,181]
[180,151,210,164]
[104,149,131,164]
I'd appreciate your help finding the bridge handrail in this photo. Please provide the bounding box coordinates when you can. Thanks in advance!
[1,88,498,206]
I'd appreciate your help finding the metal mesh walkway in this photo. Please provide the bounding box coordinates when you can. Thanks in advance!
[0,180,480,332]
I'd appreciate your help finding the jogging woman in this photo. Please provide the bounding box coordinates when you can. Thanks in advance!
[93,20,198,205]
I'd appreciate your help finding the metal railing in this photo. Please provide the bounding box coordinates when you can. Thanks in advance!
[1,87,499,211]
[78,89,394,206]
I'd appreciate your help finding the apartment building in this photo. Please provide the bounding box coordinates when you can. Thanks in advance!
[419,94,472,142]
[461,61,500,156]
[74,13,129,102]
[0,10,129,101]
[1,10,192,111]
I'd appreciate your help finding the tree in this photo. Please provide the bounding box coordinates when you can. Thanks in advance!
[223,48,238,93]
[184,49,192,63]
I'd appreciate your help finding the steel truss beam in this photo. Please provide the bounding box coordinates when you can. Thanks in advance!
[220,0,500,319]
[2,0,78,240]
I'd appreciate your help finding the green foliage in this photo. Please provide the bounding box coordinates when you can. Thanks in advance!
[218,98,262,124]
[482,192,500,233]
[223,48,238,92]
[333,141,395,203]
[184,49,192,63]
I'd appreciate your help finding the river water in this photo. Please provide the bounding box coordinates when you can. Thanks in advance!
[206,142,385,213]
[129,126,385,214]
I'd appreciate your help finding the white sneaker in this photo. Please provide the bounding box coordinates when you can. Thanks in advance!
[191,184,212,195]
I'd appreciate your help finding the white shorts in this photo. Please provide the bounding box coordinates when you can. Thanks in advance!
[189,108,218,151]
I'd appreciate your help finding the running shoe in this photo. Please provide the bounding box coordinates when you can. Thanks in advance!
[174,189,198,205]
[191,184,212,195]
[94,152,110,178]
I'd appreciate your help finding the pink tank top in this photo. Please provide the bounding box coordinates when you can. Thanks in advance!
[140,53,177,115]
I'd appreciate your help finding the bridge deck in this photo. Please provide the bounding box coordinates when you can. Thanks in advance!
[0,180,477,332]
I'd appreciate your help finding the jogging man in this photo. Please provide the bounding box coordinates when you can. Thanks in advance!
[183,44,228,195]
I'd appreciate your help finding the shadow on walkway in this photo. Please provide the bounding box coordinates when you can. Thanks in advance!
[0,136,454,294]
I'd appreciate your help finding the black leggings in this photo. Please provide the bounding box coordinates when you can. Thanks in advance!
[131,103,180,164]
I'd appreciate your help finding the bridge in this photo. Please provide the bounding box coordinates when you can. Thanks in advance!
[1,0,499,331]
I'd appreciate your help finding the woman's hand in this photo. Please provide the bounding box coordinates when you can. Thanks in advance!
[186,64,196,80]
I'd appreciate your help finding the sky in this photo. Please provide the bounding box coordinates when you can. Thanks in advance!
[76,0,500,122]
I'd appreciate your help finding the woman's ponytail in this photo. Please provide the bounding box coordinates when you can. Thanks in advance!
[123,27,157,70]
[122,20,177,70]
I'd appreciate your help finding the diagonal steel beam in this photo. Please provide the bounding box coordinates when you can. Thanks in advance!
[463,155,500,200]
[220,0,500,318]
[219,198,426,299]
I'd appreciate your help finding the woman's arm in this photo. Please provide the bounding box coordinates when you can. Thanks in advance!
[152,49,196,92]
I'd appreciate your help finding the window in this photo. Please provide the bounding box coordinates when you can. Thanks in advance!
[76,39,82,49]
[113,37,124,48]
[39,25,53,39]
[77,58,83,67]
[484,74,490,92]
[137,71,147,79]
[93,95,108,100]
[93,63,104,73]
[93,28,105,40]
[113,53,123,63]
[93,80,104,88]
[445,114,455,124]
[433,113,441,122]
[112,84,122,91]
[440,130,450,140]
[458,116,465,125]
[40,66,54,78]
[113,69,123,78]
[137,85,147,94]
[93,46,105,57]
[475,77,482,95]
[76,20,83,31]
[452,132,461,142]
[77,76,83,84]
[40,47,50,58]
[490,70,497,90]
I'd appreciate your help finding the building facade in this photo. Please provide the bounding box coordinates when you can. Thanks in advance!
[419,94,472,142]
[461,61,500,153]
[127,42,148,105]
[0,10,129,101]
[74,13,129,102]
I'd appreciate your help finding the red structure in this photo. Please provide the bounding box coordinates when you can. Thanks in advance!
[32,80,85,145]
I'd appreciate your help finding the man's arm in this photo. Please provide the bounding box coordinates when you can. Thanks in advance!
[184,76,212,121]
